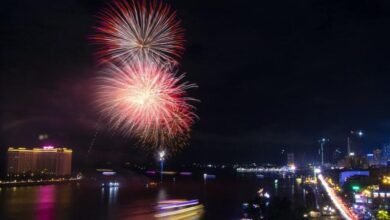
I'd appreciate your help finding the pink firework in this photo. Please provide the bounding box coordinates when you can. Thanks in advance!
[96,61,197,148]
[92,0,184,65]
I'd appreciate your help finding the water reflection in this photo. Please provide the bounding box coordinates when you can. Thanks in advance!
[0,175,304,220]
[155,199,204,220]
[155,187,203,219]
[274,179,278,196]
[157,187,168,202]
[36,185,56,220]
[101,186,119,205]
[291,181,295,196]
[109,187,118,204]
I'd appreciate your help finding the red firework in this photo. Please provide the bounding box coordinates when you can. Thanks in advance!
[92,0,184,65]
[96,60,197,148]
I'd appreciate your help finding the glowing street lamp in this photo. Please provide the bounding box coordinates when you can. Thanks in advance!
[289,164,296,172]
[159,150,165,183]
[159,150,165,161]
[313,167,321,183]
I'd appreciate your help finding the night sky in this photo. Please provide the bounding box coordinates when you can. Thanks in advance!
[2,0,390,166]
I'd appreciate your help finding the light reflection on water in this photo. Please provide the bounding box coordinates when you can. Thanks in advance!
[157,187,168,202]
[108,187,118,205]
[100,186,119,205]
[0,175,302,220]
[36,185,56,220]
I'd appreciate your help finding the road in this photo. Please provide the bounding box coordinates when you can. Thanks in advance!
[317,174,357,220]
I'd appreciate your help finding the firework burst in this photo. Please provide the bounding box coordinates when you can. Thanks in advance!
[92,0,184,65]
[96,61,197,148]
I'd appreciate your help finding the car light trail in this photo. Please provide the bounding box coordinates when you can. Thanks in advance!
[318,174,357,220]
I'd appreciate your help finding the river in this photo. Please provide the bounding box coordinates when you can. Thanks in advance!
[0,173,310,219]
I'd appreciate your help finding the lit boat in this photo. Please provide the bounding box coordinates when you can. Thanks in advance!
[155,199,204,219]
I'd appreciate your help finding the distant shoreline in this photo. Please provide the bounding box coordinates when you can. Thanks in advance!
[0,178,81,187]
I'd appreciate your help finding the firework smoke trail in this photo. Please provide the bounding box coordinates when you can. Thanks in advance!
[92,0,184,65]
[87,122,100,155]
[95,60,197,149]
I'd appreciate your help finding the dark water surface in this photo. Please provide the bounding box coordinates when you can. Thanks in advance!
[0,174,305,220]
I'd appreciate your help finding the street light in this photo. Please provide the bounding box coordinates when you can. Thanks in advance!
[159,150,165,183]
[314,167,321,183]
[347,130,364,156]
[318,138,329,165]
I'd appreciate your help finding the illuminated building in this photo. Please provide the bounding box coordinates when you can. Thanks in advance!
[339,170,369,186]
[373,149,382,166]
[367,153,374,166]
[7,146,72,176]
[339,154,368,169]
[367,149,383,167]
[287,153,294,166]
[383,143,390,162]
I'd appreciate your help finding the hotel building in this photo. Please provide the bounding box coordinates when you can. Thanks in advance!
[7,146,72,176]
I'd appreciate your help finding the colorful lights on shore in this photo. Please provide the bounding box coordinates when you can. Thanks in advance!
[382,176,390,185]
[8,147,72,153]
[42,146,54,150]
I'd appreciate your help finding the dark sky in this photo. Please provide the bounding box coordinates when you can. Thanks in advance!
[2,0,390,165]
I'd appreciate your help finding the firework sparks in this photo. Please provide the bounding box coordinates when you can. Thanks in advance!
[92,0,184,65]
[96,61,197,148]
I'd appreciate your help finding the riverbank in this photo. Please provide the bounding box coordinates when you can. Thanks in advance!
[0,177,81,187]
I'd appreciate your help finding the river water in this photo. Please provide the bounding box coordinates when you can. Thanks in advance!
[0,173,309,220]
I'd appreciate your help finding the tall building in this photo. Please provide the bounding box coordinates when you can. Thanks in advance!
[367,149,383,167]
[287,153,294,166]
[366,153,374,166]
[340,154,368,169]
[7,146,72,176]
[373,148,382,166]
[382,143,390,162]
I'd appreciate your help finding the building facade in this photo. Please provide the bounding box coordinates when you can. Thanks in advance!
[373,149,382,166]
[7,146,72,176]
[383,143,390,163]
[287,153,294,166]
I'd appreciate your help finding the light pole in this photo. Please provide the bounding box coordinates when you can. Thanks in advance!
[347,130,363,156]
[159,150,165,183]
[318,138,329,165]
